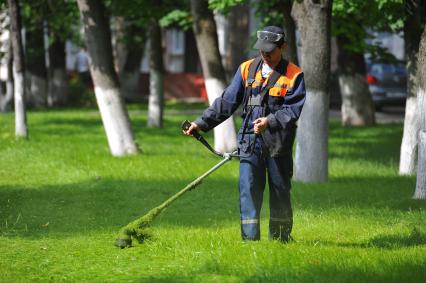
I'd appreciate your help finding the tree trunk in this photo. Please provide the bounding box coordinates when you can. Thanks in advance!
[283,0,298,64]
[112,16,127,77]
[226,3,249,76]
[400,0,424,175]
[415,131,426,199]
[337,35,375,126]
[147,21,164,128]
[77,0,139,156]
[26,24,47,107]
[1,36,14,112]
[414,25,426,199]
[190,0,237,153]
[8,0,27,138]
[120,25,144,102]
[184,30,200,72]
[292,0,332,182]
[48,36,68,106]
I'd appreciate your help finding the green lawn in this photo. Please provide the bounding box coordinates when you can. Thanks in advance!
[0,106,425,282]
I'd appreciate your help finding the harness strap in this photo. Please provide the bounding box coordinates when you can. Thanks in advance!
[243,56,262,113]
[258,59,288,116]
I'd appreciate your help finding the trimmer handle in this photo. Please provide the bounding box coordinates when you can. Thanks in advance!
[181,120,201,139]
[181,120,238,158]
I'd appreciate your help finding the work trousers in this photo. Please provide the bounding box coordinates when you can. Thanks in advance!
[239,138,293,242]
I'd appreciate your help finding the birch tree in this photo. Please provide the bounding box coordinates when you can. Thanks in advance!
[47,35,68,106]
[292,0,332,182]
[26,22,47,107]
[8,0,27,138]
[282,0,298,64]
[44,0,78,106]
[106,1,147,102]
[77,0,139,156]
[191,0,237,153]
[400,0,424,175]
[226,3,249,76]
[332,0,379,126]
[119,24,145,101]
[108,0,182,126]
[0,25,13,112]
[147,21,164,128]
[336,35,375,126]
[112,17,128,77]
[414,25,426,199]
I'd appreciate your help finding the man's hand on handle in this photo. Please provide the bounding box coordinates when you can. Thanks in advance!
[182,122,200,136]
[253,117,268,134]
[183,118,267,136]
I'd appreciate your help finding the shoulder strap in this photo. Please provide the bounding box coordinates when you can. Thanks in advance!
[259,59,288,116]
[247,56,262,85]
[259,59,288,101]
[243,56,263,113]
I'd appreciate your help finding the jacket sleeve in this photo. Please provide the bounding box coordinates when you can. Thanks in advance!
[194,67,245,132]
[266,73,306,130]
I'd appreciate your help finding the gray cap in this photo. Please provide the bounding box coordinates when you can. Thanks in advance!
[254,26,286,52]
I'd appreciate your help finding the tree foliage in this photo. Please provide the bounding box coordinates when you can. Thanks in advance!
[20,0,80,44]
[107,0,188,24]
[105,0,189,48]
[159,9,192,30]
[333,0,404,62]
[254,0,288,27]
[208,0,245,14]
[159,0,246,30]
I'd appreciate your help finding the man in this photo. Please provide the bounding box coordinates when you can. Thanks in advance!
[184,26,306,242]
[74,46,92,88]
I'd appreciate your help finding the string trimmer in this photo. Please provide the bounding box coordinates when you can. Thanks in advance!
[115,120,238,248]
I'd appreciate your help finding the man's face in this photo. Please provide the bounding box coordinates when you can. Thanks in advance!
[260,44,285,67]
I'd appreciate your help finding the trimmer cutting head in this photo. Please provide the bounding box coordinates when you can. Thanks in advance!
[115,238,132,249]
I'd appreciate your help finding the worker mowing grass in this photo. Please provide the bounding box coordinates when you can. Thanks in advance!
[117,26,306,247]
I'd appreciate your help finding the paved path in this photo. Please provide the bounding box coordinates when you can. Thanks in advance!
[329,106,405,124]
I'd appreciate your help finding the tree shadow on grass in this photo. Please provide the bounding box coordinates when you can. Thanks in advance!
[301,226,426,251]
[244,260,425,283]
[293,175,423,211]
[332,227,426,250]
[366,227,426,249]
[0,174,424,239]
[0,177,238,239]
[134,254,425,283]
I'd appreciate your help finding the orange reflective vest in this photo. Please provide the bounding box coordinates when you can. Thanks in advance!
[240,58,302,99]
